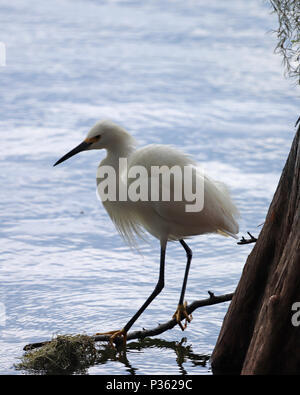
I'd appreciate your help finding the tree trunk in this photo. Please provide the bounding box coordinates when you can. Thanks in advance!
[211,120,300,375]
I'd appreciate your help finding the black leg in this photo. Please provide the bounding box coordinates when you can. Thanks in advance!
[178,239,192,305]
[123,242,166,333]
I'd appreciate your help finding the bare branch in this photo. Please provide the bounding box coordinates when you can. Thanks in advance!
[237,232,258,245]
[24,292,234,351]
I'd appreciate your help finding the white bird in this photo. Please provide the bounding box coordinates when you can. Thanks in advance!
[54,120,239,345]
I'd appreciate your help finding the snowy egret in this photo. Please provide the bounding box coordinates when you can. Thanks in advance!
[54,120,239,345]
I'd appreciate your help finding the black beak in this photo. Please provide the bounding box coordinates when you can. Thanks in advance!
[53,141,92,166]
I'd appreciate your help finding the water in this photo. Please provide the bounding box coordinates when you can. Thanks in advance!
[0,0,298,375]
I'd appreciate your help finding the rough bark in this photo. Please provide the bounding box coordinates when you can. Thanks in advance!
[211,121,300,375]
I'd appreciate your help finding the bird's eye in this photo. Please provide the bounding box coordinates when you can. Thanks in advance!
[85,135,101,144]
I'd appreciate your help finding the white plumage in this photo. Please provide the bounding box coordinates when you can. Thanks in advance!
[95,122,239,245]
[54,120,239,343]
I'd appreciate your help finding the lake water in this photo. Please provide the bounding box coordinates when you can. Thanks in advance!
[0,0,298,375]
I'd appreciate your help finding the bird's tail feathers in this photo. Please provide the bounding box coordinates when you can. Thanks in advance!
[217,229,238,239]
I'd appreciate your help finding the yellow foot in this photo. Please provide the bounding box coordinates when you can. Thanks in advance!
[172,301,193,331]
[94,328,127,348]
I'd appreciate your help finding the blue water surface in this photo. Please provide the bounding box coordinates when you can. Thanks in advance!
[0,0,299,374]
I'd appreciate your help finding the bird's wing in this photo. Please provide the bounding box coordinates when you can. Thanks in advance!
[150,169,239,239]
[127,144,239,240]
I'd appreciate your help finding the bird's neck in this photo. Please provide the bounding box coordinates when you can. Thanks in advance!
[101,145,135,173]
[98,146,135,203]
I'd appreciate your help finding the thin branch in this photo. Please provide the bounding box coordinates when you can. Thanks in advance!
[237,232,257,245]
[23,291,234,351]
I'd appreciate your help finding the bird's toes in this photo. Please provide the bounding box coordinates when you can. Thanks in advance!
[173,302,193,331]
[94,328,127,348]
[110,329,127,348]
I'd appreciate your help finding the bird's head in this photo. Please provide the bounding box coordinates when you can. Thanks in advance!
[53,120,135,166]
